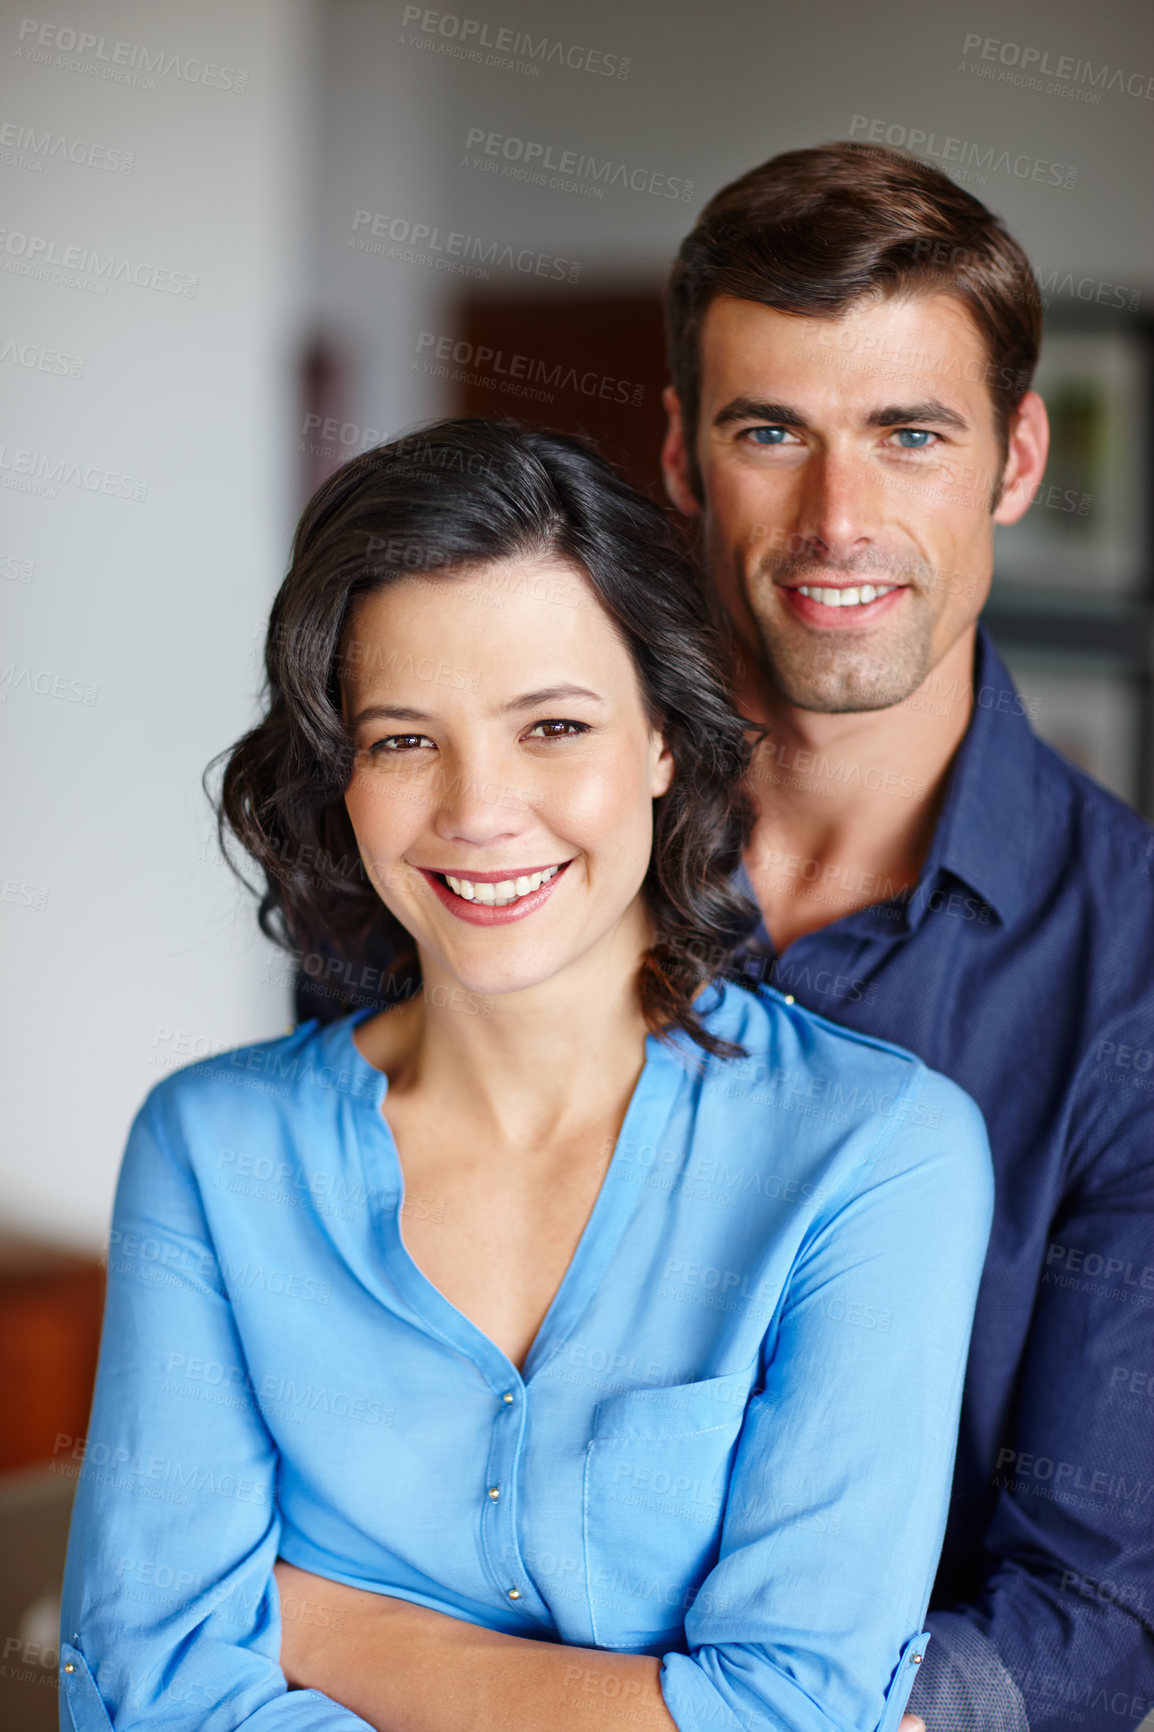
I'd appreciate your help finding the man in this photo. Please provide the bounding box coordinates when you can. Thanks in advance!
[658,143,1154,1732]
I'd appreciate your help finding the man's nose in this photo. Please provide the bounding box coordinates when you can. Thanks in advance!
[791,447,882,563]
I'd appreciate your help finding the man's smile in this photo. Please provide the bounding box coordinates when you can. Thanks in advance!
[775,578,910,628]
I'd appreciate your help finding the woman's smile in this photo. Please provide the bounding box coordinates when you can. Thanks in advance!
[418,859,572,923]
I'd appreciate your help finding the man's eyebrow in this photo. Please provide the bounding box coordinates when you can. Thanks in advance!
[866,400,970,432]
[711,395,972,435]
[713,397,811,431]
[348,685,603,730]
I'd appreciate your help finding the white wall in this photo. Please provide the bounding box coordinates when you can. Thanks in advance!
[0,0,319,1248]
[317,0,1154,337]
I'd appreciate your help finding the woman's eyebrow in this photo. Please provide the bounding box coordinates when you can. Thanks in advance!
[348,686,604,729]
[502,684,603,713]
[348,702,433,727]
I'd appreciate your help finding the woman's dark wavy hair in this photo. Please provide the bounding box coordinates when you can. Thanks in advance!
[209,417,760,1057]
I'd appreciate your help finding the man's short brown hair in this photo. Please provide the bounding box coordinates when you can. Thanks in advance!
[666,141,1043,498]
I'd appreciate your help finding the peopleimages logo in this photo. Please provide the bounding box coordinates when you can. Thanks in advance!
[400,6,630,79]
[349,209,580,283]
[0,228,199,296]
[961,33,1154,101]
[463,127,693,201]
[413,332,645,408]
[0,120,135,173]
[0,443,148,501]
[848,116,1077,190]
[15,18,248,92]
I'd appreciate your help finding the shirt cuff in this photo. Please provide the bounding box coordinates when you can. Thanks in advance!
[59,1643,377,1731]
[906,1611,1030,1732]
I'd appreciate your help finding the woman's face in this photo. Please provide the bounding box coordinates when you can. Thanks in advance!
[341,557,674,1002]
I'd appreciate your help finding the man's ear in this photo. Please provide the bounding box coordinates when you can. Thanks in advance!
[993,391,1049,525]
[661,386,701,518]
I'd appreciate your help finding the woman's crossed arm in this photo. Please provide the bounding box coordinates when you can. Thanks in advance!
[275,1561,678,1732]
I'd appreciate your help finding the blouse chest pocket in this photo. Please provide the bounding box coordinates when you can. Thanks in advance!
[582,1364,755,1652]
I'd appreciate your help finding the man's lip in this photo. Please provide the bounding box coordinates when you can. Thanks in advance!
[775,579,910,591]
[415,862,569,883]
[780,584,908,628]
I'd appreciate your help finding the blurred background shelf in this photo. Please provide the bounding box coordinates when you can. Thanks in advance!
[0,1236,103,1730]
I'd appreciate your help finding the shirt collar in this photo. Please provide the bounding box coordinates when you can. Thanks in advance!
[908,624,1037,929]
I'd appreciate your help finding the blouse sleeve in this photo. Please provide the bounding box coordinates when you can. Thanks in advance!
[58,1090,374,1732]
[658,1063,995,1732]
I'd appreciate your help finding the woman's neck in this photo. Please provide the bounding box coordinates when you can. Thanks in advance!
[358,924,657,1154]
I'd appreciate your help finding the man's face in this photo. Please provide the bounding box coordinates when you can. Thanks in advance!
[665,291,1039,712]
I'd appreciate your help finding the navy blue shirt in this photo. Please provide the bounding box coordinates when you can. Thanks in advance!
[297,626,1154,1732]
[731,627,1154,1732]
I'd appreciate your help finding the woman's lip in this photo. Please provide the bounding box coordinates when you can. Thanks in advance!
[417,860,572,925]
[779,584,907,627]
[416,863,566,884]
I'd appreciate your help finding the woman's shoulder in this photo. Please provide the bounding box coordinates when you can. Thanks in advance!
[696,978,991,1161]
[697,976,924,1076]
[136,1011,381,1140]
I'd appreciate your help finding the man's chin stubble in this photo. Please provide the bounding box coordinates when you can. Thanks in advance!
[755,615,938,714]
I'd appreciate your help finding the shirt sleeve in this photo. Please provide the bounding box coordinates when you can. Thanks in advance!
[905,1610,1030,1732]
[908,1010,1154,1732]
[658,1062,995,1732]
[58,1090,375,1732]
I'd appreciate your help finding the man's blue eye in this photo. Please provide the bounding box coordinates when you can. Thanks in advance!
[748,426,790,445]
[894,429,934,448]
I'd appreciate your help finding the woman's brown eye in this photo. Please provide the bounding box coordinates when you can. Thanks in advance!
[368,734,433,755]
[526,719,589,740]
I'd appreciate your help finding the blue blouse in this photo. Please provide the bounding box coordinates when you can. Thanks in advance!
[59,979,993,1732]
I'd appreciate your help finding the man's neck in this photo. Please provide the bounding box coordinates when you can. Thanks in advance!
[739,627,978,953]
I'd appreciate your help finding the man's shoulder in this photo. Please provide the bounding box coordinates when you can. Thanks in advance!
[1029,730,1154,916]
[969,629,1153,919]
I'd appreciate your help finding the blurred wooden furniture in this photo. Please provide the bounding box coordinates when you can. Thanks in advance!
[0,1463,77,1731]
[454,288,670,499]
[0,1233,104,1473]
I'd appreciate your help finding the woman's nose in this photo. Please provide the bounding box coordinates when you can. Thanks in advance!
[429,750,530,845]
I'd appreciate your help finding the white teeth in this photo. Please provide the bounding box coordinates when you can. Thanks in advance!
[440,864,561,907]
[796,583,895,607]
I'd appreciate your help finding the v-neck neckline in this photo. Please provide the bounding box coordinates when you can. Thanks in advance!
[336,1008,689,1390]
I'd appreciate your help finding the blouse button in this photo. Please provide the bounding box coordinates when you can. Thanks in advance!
[507,1588,521,1600]
[501,1391,514,1404]
[488,1487,500,1500]
[64,1664,76,1674]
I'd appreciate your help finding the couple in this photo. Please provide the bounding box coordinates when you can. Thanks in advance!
[61,144,1154,1732]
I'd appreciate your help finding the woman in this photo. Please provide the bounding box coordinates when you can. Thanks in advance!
[59,419,992,1732]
